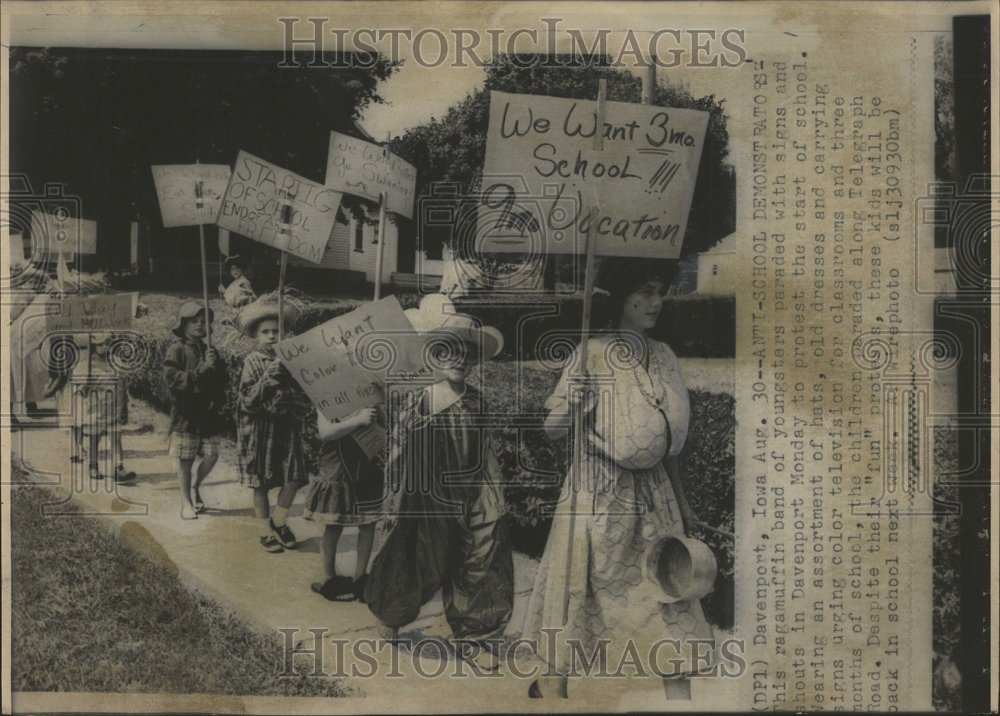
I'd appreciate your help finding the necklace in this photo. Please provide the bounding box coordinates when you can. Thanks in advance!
[631,340,666,410]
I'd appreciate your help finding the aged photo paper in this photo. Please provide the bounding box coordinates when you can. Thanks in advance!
[1,1,996,713]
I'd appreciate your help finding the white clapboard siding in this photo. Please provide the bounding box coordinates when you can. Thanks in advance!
[287,219,352,270]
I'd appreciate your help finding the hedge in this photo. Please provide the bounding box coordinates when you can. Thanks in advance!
[124,297,735,628]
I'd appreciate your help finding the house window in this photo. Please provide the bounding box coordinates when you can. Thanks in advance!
[354,220,364,252]
[712,264,719,276]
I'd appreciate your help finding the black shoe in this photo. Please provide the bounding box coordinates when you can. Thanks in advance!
[310,576,354,601]
[269,518,297,549]
[260,535,284,553]
[351,574,369,603]
[113,466,137,484]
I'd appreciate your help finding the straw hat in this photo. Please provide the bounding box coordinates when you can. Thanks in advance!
[171,301,215,338]
[236,296,300,337]
[404,294,503,362]
[642,535,717,604]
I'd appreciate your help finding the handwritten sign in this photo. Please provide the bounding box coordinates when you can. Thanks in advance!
[218,151,343,264]
[325,132,417,219]
[275,296,428,420]
[480,90,709,258]
[151,164,232,228]
[47,292,137,333]
[32,211,97,257]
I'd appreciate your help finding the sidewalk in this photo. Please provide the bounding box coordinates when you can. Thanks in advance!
[10,397,720,712]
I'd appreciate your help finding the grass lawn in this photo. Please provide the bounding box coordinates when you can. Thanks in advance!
[9,476,348,697]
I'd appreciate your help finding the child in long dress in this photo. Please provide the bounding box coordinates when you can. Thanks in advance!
[236,297,314,552]
[364,299,513,669]
[521,259,715,699]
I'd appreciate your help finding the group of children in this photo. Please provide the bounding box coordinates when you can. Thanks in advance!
[161,289,514,665]
[162,258,715,688]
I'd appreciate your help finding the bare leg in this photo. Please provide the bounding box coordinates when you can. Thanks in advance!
[354,523,376,580]
[252,486,270,519]
[88,432,102,475]
[177,458,196,518]
[193,452,218,497]
[662,676,691,700]
[275,480,303,510]
[323,524,343,579]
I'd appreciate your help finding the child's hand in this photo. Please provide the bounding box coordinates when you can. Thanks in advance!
[355,408,378,427]
[218,283,226,294]
[204,348,219,369]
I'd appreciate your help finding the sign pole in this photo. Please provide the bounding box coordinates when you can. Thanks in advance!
[195,159,212,348]
[374,191,387,301]
[557,79,606,631]
[278,251,288,341]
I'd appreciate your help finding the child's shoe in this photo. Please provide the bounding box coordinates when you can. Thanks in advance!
[269,518,297,549]
[260,535,284,553]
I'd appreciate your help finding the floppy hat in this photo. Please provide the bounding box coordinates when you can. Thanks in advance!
[171,301,215,338]
[404,294,503,362]
[642,535,717,604]
[236,297,301,338]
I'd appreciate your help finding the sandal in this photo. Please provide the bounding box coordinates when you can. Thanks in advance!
[88,465,102,480]
[192,489,205,513]
[260,535,284,553]
[310,576,354,601]
[114,466,137,484]
[70,455,84,464]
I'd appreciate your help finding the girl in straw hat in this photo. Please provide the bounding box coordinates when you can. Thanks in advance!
[235,296,315,553]
[520,258,715,700]
[364,295,513,670]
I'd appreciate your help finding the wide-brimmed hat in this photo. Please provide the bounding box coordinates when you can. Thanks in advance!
[224,254,247,271]
[236,297,300,337]
[643,535,717,604]
[171,301,215,338]
[405,294,503,362]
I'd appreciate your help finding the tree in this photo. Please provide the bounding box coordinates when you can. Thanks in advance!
[390,54,733,264]
[9,47,399,272]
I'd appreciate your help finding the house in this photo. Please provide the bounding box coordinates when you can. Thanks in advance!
[286,208,398,287]
[695,232,738,295]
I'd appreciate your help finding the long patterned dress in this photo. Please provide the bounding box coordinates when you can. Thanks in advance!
[364,383,514,641]
[237,349,316,489]
[520,335,714,676]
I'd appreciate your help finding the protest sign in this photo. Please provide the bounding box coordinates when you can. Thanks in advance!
[46,292,137,333]
[32,211,98,257]
[325,131,417,219]
[218,151,343,264]
[275,296,428,421]
[479,90,709,258]
[151,164,231,227]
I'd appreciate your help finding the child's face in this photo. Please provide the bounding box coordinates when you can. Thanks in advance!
[229,265,243,279]
[435,339,477,384]
[183,314,206,339]
[255,319,281,347]
[620,280,665,331]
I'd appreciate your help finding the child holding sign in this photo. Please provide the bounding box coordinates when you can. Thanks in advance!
[364,296,513,670]
[163,302,226,520]
[306,407,382,602]
[236,298,315,553]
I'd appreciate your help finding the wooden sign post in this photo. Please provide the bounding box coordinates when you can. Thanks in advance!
[195,161,212,348]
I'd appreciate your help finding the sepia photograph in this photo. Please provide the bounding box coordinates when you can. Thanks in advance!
[1,2,995,714]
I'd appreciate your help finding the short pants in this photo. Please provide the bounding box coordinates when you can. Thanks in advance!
[168,431,219,460]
